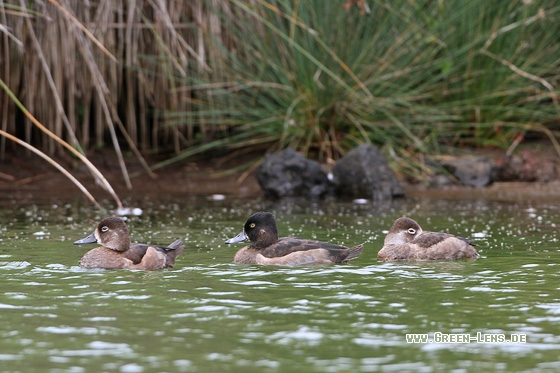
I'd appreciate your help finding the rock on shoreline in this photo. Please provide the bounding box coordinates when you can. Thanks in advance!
[256,145,404,200]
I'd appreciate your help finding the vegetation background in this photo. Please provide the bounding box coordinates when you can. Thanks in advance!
[1,0,559,185]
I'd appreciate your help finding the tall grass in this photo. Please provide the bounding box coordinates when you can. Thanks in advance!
[1,0,559,181]
[174,0,560,176]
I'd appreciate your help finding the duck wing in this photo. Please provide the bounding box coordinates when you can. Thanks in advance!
[125,239,184,267]
[412,232,463,248]
[123,244,150,264]
[378,232,478,261]
[260,238,363,263]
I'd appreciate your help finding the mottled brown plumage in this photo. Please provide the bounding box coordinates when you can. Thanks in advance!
[226,212,363,266]
[378,217,479,261]
[74,216,184,270]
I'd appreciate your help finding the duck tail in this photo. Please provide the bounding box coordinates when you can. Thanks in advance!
[344,244,364,262]
[164,239,185,267]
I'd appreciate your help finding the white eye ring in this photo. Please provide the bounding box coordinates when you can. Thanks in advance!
[407,228,416,235]
[101,226,109,232]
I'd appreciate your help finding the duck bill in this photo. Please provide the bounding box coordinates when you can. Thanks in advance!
[74,231,98,245]
[225,231,248,244]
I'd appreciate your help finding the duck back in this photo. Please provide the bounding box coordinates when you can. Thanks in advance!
[123,239,184,268]
[378,232,478,261]
[238,238,364,265]
[79,240,184,269]
[260,238,359,259]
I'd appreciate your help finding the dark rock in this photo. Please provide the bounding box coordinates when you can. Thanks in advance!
[255,148,332,199]
[441,156,496,188]
[332,144,404,200]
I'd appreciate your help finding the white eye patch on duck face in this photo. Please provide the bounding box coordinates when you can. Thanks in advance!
[407,228,416,235]
[101,226,109,232]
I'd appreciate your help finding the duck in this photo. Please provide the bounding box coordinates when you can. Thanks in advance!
[74,216,184,270]
[225,211,363,265]
[377,217,480,261]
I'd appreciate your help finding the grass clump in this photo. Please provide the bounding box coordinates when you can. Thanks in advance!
[166,0,560,177]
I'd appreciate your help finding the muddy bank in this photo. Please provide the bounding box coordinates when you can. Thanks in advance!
[0,150,261,206]
[2,146,560,207]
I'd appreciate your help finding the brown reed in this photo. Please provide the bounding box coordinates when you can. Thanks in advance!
[1,0,220,159]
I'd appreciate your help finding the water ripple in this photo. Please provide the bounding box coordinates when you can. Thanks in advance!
[265,326,323,346]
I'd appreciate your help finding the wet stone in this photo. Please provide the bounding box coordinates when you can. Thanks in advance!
[255,148,332,199]
[441,156,497,188]
[331,144,404,200]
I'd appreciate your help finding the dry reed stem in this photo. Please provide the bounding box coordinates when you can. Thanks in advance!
[56,1,132,189]
[2,1,214,166]
[479,49,554,91]
[0,2,12,159]
[47,0,117,63]
[20,0,83,153]
[0,129,103,210]
[0,77,123,209]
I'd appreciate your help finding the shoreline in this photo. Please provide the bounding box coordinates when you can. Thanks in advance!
[2,146,560,206]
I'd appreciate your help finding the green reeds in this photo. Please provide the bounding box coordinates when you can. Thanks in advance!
[177,0,560,171]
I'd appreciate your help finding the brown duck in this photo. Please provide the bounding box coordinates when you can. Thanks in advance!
[225,212,363,265]
[74,216,184,270]
[378,217,480,261]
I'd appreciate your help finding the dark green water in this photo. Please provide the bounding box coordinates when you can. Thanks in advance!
[1,197,560,372]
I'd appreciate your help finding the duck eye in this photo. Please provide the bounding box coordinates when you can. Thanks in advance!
[407,228,416,235]
[101,226,109,232]
[249,223,256,229]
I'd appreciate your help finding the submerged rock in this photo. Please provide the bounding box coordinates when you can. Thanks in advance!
[332,144,404,200]
[255,148,332,199]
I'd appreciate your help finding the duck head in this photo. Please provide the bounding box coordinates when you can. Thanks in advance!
[225,212,279,249]
[384,217,423,246]
[74,216,131,252]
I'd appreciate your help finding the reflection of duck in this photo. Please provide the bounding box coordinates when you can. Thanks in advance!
[74,216,184,270]
[378,217,479,261]
[225,212,363,265]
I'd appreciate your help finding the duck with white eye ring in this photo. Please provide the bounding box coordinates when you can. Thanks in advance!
[74,216,184,270]
[377,217,480,261]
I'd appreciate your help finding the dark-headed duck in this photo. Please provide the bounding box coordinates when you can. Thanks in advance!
[378,217,479,261]
[225,212,363,265]
[74,216,184,270]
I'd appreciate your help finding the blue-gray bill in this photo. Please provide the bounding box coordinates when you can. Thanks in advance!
[74,231,98,245]
[225,231,248,244]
